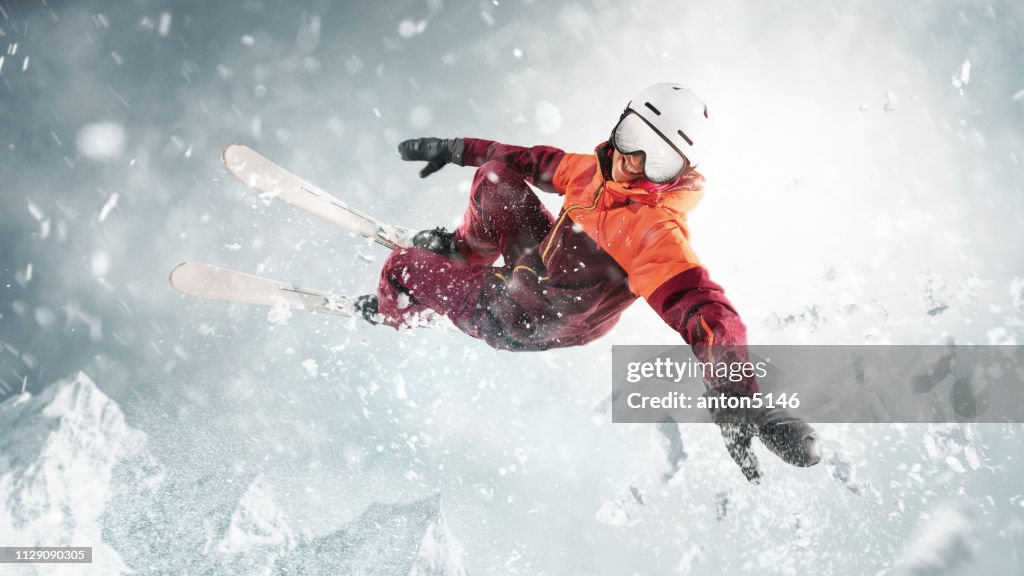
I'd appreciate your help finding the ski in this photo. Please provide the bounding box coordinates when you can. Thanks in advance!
[169,261,359,317]
[222,143,414,250]
[169,262,450,329]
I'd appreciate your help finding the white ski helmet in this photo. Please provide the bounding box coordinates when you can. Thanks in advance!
[611,82,710,182]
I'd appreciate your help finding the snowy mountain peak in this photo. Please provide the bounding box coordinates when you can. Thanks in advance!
[276,494,468,576]
[0,371,152,574]
[0,372,471,574]
[0,371,146,478]
[215,474,296,556]
[40,369,111,417]
[409,496,468,576]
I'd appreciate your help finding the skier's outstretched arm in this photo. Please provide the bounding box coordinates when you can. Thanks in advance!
[646,266,750,386]
[397,137,565,194]
[646,267,821,483]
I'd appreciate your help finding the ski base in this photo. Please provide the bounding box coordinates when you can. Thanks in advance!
[169,262,452,329]
[222,143,414,250]
[169,262,358,318]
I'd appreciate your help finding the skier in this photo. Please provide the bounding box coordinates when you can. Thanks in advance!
[361,83,820,482]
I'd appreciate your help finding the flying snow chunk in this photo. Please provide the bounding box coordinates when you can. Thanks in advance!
[396,293,412,310]
[16,262,33,287]
[916,270,948,316]
[651,420,686,483]
[268,297,293,325]
[535,101,562,135]
[676,544,703,575]
[241,35,255,46]
[398,20,427,38]
[924,424,983,471]
[345,55,364,75]
[91,251,111,278]
[825,450,876,498]
[951,60,971,94]
[158,12,172,37]
[595,487,644,527]
[394,374,408,400]
[1010,277,1024,311]
[884,90,899,112]
[409,106,433,129]
[295,14,321,54]
[34,307,57,329]
[76,122,126,162]
[27,199,45,221]
[894,501,978,575]
[595,498,630,527]
[986,327,1016,345]
[952,273,986,307]
[98,192,119,222]
[398,20,415,37]
[302,359,319,378]
[908,338,955,393]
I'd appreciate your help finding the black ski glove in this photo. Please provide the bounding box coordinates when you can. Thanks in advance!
[397,137,465,178]
[705,391,820,484]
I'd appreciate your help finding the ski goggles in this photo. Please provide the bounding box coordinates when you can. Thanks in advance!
[611,111,690,183]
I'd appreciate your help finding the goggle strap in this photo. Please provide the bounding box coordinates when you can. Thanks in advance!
[611,111,691,183]
[629,111,688,169]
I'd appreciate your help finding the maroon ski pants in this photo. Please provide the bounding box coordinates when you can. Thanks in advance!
[376,161,555,344]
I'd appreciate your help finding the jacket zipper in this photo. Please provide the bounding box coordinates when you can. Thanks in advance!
[698,313,716,363]
[541,181,606,267]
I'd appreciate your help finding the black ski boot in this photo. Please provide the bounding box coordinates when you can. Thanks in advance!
[412,227,462,259]
[353,294,380,325]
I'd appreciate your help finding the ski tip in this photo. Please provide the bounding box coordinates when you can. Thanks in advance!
[168,262,190,288]
[222,143,247,165]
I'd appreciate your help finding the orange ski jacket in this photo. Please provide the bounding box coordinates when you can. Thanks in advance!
[551,151,705,299]
[460,138,753,392]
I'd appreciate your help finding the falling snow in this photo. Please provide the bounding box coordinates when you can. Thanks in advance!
[884,90,899,111]
[98,192,120,222]
[1,2,1022,574]
[951,59,971,94]
[534,100,562,135]
[76,122,126,162]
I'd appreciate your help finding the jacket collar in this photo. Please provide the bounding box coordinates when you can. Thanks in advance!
[594,141,705,214]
